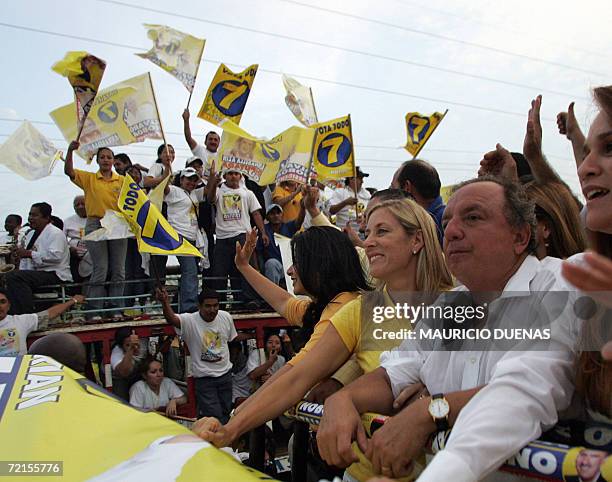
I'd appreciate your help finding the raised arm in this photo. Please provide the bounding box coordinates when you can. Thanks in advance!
[557,102,586,168]
[192,324,351,446]
[234,230,292,314]
[206,160,220,204]
[182,109,197,150]
[155,287,181,328]
[64,140,79,180]
[329,196,356,215]
[523,95,563,184]
[46,294,85,321]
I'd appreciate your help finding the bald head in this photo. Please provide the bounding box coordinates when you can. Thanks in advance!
[28,333,87,374]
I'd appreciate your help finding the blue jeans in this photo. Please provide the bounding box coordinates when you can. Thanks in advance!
[194,370,233,423]
[85,218,127,317]
[177,238,199,313]
[211,234,258,304]
[264,258,284,285]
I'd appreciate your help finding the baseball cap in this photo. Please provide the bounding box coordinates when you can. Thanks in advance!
[356,167,369,178]
[180,167,199,178]
[185,156,203,168]
[266,203,283,215]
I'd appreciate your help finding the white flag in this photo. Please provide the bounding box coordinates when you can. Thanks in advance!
[0,121,61,180]
[282,74,318,127]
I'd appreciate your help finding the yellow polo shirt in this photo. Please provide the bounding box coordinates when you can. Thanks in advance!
[272,185,303,223]
[72,170,124,218]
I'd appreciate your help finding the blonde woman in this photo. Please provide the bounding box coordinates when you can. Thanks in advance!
[193,198,453,480]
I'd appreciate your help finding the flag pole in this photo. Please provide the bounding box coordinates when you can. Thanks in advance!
[147,72,169,158]
[186,40,206,110]
[411,109,448,159]
[309,87,319,125]
[348,114,359,217]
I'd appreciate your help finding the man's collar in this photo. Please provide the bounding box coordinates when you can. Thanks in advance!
[427,195,444,211]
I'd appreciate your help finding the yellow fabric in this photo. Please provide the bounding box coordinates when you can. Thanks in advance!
[118,174,202,257]
[2,355,267,480]
[284,292,359,367]
[404,111,446,157]
[272,185,303,223]
[136,24,205,93]
[197,63,258,126]
[311,115,355,181]
[216,120,315,186]
[72,169,124,218]
[330,290,418,481]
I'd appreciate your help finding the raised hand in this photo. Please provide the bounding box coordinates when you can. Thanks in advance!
[557,102,579,139]
[562,252,612,308]
[523,95,544,164]
[182,109,190,121]
[478,143,518,181]
[235,229,258,270]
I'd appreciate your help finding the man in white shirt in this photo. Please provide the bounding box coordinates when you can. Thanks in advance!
[316,177,579,481]
[5,203,72,314]
[157,287,251,422]
[182,108,220,180]
[0,288,84,356]
[206,167,269,307]
[63,195,92,284]
[329,167,371,232]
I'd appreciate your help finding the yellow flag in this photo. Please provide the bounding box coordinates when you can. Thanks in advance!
[118,174,202,257]
[404,111,447,157]
[197,63,258,126]
[50,73,162,162]
[282,74,318,127]
[218,120,315,186]
[0,355,270,480]
[51,51,106,135]
[311,115,355,181]
[136,24,205,93]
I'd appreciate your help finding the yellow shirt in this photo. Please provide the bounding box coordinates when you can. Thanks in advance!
[72,170,124,218]
[272,185,303,223]
[330,290,420,482]
[283,292,359,367]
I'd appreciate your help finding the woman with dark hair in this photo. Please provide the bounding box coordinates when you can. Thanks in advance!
[194,199,453,481]
[143,144,174,189]
[246,333,286,389]
[111,326,145,401]
[129,356,187,416]
[64,141,127,319]
[562,85,612,422]
[524,181,586,260]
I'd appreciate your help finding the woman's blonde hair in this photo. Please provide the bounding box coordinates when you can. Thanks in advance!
[367,198,453,293]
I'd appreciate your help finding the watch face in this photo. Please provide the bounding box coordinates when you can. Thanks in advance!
[429,398,450,418]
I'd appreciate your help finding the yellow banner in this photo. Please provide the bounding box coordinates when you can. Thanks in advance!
[311,115,355,181]
[0,355,269,480]
[218,120,315,186]
[197,63,258,126]
[282,74,318,127]
[136,24,205,93]
[118,175,202,257]
[51,51,106,134]
[404,111,446,157]
[50,73,162,162]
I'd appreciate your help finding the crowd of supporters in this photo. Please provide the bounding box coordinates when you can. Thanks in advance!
[1,87,611,482]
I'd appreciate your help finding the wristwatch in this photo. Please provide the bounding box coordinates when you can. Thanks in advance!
[428,393,450,431]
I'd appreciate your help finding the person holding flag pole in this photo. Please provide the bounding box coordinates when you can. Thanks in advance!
[64,141,126,320]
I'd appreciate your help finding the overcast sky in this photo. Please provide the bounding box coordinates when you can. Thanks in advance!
[1,0,610,222]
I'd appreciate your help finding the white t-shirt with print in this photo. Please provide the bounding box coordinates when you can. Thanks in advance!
[246,350,285,378]
[214,183,261,239]
[192,144,218,178]
[176,310,237,378]
[165,185,205,241]
[0,314,39,356]
[330,186,371,231]
[129,378,184,410]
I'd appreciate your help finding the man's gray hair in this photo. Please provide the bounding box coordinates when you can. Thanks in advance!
[452,176,537,254]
